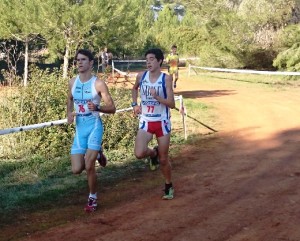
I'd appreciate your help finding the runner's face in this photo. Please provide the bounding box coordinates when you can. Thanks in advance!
[76,53,93,73]
[146,53,161,72]
[171,47,177,54]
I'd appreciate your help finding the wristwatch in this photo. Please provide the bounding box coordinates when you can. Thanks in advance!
[95,105,101,111]
[131,102,138,107]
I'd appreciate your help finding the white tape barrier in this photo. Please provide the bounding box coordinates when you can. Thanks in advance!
[113,60,145,63]
[189,65,300,76]
[0,119,68,135]
[111,58,199,79]
[111,61,138,79]
[113,67,138,78]
[113,67,127,76]
[113,58,198,63]
[0,96,185,136]
[0,107,133,136]
[174,95,181,101]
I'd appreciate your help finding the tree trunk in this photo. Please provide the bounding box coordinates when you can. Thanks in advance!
[63,41,70,79]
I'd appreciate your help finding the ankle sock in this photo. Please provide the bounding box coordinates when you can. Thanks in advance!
[89,193,97,199]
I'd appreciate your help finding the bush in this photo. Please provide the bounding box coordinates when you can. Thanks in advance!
[101,87,137,152]
[0,66,137,161]
[0,66,71,159]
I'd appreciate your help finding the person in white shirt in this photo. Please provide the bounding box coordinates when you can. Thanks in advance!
[131,48,175,200]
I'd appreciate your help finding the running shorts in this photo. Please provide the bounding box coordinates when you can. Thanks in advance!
[139,119,171,138]
[71,115,104,154]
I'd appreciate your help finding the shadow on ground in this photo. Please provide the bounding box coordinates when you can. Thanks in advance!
[175,89,236,99]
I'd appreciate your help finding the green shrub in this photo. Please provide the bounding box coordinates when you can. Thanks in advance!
[101,87,137,155]
[0,66,137,160]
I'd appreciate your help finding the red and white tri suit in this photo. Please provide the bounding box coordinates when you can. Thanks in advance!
[139,71,171,137]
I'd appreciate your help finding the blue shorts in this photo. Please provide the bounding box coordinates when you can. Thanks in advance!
[71,116,104,155]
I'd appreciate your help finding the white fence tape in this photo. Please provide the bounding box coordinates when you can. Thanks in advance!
[0,119,68,135]
[112,66,138,78]
[111,62,138,79]
[189,65,300,76]
[112,58,198,63]
[0,96,187,138]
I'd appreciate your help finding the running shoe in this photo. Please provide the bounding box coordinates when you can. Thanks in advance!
[149,146,159,171]
[162,187,174,200]
[84,197,97,212]
[97,151,107,167]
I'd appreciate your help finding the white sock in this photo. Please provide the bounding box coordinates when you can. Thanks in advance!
[89,193,97,199]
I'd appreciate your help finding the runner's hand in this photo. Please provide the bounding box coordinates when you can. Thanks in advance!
[133,105,141,117]
[150,88,157,98]
[87,100,96,111]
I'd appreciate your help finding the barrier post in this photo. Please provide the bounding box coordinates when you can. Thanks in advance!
[112,61,115,79]
[179,95,187,140]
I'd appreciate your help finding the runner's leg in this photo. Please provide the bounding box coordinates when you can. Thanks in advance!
[71,154,85,174]
[134,129,155,159]
[157,134,171,184]
[85,149,99,194]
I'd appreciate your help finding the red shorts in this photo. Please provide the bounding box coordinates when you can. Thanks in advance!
[139,120,171,137]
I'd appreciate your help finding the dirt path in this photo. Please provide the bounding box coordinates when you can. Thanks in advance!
[8,73,300,241]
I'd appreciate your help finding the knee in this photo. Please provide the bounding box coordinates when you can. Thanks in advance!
[158,156,169,166]
[72,166,83,174]
[85,162,95,173]
[135,149,147,159]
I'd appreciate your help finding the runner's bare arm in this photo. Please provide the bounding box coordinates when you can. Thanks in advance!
[132,72,142,101]
[132,72,142,115]
[165,55,169,64]
[67,78,75,124]
[95,78,116,114]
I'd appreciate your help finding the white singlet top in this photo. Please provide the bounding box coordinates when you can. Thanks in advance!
[139,71,170,122]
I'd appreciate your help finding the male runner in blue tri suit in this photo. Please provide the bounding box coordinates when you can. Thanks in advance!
[67,49,116,212]
[131,48,176,200]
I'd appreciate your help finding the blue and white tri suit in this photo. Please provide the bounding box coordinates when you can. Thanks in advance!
[71,75,103,154]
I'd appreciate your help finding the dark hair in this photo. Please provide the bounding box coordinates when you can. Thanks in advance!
[171,45,177,49]
[145,48,164,66]
[75,49,94,61]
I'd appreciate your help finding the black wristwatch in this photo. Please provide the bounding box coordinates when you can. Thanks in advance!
[95,105,100,111]
[131,102,138,107]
